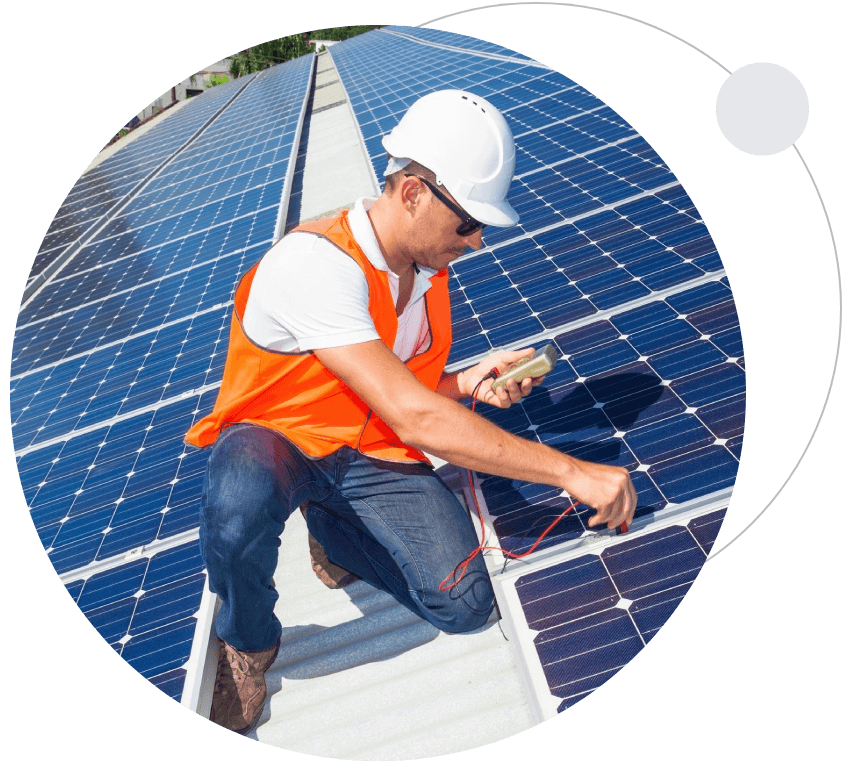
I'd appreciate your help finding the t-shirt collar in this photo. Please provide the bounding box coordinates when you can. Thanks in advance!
[348,198,439,282]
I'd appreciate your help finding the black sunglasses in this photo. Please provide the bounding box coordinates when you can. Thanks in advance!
[405,174,486,237]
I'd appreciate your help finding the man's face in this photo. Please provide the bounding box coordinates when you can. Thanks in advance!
[406,178,485,270]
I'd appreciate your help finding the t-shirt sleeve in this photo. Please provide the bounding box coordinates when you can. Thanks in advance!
[242,232,380,352]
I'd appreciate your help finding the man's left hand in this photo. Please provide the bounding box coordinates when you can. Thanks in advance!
[460,347,545,408]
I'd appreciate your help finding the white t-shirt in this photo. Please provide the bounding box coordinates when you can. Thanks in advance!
[242,198,436,362]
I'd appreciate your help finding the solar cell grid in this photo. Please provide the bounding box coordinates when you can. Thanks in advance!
[24,392,214,574]
[384,26,535,61]
[19,61,311,328]
[445,184,714,367]
[64,540,207,699]
[32,76,253,277]
[12,238,267,380]
[108,146,290,233]
[10,305,231,452]
[469,280,741,554]
[513,508,726,709]
[19,193,280,327]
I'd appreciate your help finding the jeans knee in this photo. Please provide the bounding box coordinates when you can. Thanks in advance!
[443,602,493,634]
[202,430,290,542]
[416,572,494,634]
[200,473,285,573]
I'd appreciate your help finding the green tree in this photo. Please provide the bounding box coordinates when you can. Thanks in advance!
[229,36,310,77]
[228,27,384,77]
[205,74,230,89]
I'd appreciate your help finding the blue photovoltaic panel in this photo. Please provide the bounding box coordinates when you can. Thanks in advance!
[12,54,314,465]
[21,391,217,575]
[514,509,726,710]
[474,278,742,554]
[10,305,231,452]
[31,76,251,280]
[384,26,535,60]
[63,540,206,699]
[15,54,314,705]
[329,31,740,719]
[17,55,311,330]
[447,182,711,365]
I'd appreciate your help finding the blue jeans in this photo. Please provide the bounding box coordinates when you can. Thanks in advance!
[199,423,494,652]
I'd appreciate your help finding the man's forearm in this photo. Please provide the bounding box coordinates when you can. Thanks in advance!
[402,392,578,489]
[401,394,635,528]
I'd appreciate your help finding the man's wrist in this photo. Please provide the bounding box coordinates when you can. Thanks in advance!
[455,368,471,399]
[436,371,467,401]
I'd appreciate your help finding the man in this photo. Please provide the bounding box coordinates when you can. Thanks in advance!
[185,89,636,735]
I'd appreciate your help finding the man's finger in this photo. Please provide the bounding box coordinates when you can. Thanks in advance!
[588,504,611,528]
[493,382,512,407]
[625,480,637,526]
[499,347,534,367]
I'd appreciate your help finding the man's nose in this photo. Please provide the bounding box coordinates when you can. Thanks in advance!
[462,229,484,250]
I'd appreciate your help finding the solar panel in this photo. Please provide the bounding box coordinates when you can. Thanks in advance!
[28,75,254,290]
[476,322,741,553]
[383,25,535,61]
[328,27,743,717]
[14,53,314,704]
[15,25,745,720]
[63,539,206,699]
[497,507,726,713]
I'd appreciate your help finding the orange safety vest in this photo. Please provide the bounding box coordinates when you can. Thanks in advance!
[184,210,453,463]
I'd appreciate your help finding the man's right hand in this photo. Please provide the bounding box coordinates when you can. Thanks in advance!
[563,459,637,530]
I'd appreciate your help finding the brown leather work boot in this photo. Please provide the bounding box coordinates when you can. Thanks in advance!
[210,639,280,735]
[301,506,359,589]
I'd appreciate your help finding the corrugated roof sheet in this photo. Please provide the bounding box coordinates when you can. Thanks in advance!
[252,510,535,759]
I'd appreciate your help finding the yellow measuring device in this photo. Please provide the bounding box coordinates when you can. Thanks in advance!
[490,343,558,392]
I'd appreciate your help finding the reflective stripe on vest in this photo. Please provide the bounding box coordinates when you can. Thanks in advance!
[184,211,452,463]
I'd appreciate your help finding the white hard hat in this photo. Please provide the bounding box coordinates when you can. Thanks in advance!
[382,90,519,227]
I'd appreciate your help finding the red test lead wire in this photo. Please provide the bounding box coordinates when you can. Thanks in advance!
[439,371,579,592]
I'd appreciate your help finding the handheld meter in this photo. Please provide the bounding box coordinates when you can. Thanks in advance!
[491,343,558,393]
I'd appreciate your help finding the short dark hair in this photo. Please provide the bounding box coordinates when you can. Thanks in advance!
[383,155,437,194]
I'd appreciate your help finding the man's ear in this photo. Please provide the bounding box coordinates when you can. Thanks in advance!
[400,175,422,212]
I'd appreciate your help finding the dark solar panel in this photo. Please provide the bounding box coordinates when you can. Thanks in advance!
[17,25,744,715]
[514,509,726,709]
[15,54,314,703]
[327,28,741,717]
